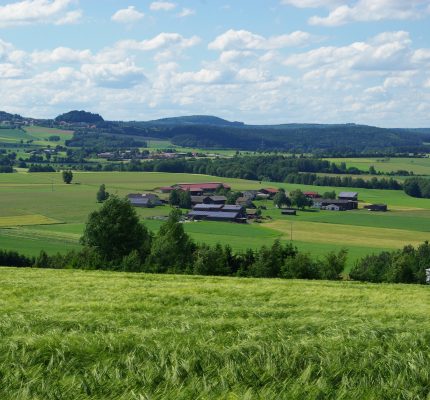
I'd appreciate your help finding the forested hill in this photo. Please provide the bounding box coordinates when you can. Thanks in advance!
[2,108,430,154]
[143,115,245,127]
[134,122,430,154]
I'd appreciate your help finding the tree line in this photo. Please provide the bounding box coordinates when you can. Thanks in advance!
[350,242,430,284]
[1,196,429,285]
[0,196,347,280]
[404,177,430,198]
[285,173,403,190]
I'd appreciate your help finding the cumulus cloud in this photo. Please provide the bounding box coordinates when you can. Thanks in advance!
[284,31,414,71]
[81,60,147,89]
[281,0,342,7]
[31,47,92,64]
[0,0,82,27]
[282,0,430,26]
[209,29,316,51]
[117,33,200,52]
[1,28,429,126]
[150,1,176,11]
[111,6,144,24]
[177,8,195,18]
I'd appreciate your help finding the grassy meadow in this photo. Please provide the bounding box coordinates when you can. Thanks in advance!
[1,268,430,399]
[0,126,73,146]
[325,156,430,176]
[1,171,430,269]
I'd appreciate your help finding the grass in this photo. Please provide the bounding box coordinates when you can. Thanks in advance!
[1,171,430,269]
[325,157,430,176]
[0,268,430,399]
[0,125,73,146]
[0,214,61,227]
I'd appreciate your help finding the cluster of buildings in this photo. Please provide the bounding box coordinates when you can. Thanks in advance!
[305,191,387,212]
[312,192,359,211]
[127,182,388,223]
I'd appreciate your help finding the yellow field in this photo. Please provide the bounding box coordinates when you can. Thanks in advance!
[0,215,61,228]
[266,220,430,249]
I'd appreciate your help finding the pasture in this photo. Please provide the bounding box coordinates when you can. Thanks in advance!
[326,157,430,176]
[0,171,429,269]
[0,126,73,146]
[0,268,430,399]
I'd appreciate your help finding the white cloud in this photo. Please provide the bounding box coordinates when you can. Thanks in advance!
[280,0,342,7]
[150,1,176,11]
[301,0,430,26]
[177,8,195,18]
[209,29,315,51]
[111,6,144,24]
[0,0,82,27]
[1,28,429,126]
[31,47,92,64]
[81,60,147,89]
[117,33,200,52]
[284,31,413,71]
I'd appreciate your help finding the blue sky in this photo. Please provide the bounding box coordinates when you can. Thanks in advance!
[0,0,430,126]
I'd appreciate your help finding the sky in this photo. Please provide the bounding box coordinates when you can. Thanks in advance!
[0,0,430,127]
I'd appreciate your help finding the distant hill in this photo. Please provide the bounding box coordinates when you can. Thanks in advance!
[55,110,104,124]
[0,111,23,121]
[144,115,244,127]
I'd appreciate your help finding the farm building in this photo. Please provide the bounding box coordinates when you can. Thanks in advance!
[242,190,259,200]
[282,209,297,216]
[159,183,231,195]
[127,193,163,208]
[319,199,358,211]
[191,195,227,205]
[246,209,259,219]
[236,197,254,207]
[187,204,246,223]
[304,191,321,199]
[193,204,224,212]
[364,204,388,212]
[338,192,359,201]
[259,188,279,198]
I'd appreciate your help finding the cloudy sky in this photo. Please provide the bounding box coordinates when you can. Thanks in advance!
[0,0,430,126]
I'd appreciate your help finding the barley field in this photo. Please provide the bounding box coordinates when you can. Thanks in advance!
[0,268,429,399]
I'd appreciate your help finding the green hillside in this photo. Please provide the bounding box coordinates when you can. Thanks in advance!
[1,171,429,269]
[0,268,429,399]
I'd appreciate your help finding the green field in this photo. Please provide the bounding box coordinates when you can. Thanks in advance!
[0,126,73,147]
[326,157,430,176]
[1,268,430,399]
[1,171,429,269]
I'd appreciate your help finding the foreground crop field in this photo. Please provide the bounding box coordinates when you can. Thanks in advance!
[1,171,430,269]
[0,268,429,399]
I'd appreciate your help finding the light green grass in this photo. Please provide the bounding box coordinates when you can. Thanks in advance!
[1,268,430,399]
[1,171,430,268]
[326,157,430,176]
[0,125,73,146]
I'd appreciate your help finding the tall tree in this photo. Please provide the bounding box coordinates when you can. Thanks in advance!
[96,184,110,203]
[147,209,195,273]
[81,196,152,264]
[62,170,73,184]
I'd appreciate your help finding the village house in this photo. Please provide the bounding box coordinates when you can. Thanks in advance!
[242,190,259,200]
[159,183,231,195]
[282,209,297,216]
[364,204,388,212]
[304,191,321,199]
[187,204,246,223]
[236,196,254,208]
[320,199,358,211]
[127,193,163,208]
[338,192,359,201]
[258,188,279,199]
[191,195,227,206]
